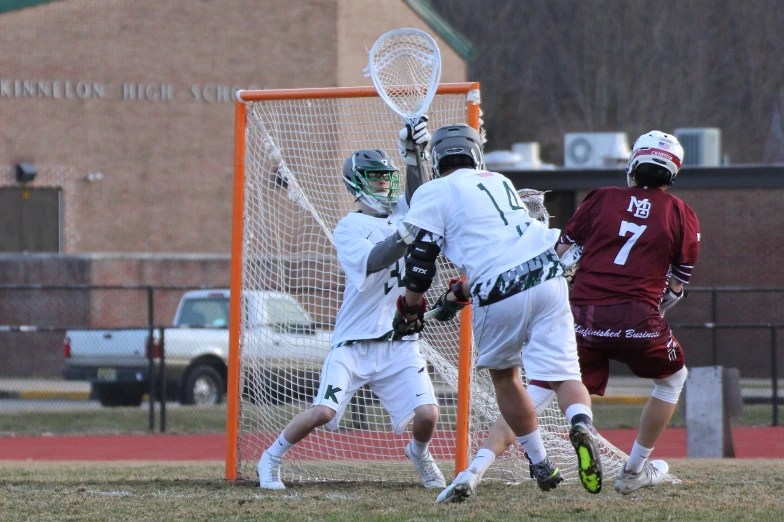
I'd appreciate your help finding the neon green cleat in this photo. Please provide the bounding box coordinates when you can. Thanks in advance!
[569,422,603,494]
[528,457,563,491]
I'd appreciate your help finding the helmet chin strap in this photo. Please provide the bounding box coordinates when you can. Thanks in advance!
[357,199,390,218]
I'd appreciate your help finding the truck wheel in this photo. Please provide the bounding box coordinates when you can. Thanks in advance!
[182,365,223,406]
[96,384,144,407]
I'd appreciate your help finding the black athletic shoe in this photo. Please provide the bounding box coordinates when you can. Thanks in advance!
[528,457,563,491]
[569,421,603,494]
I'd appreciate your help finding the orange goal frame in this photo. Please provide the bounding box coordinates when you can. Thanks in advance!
[225,83,481,481]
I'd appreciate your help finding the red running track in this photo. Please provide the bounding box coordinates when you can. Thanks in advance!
[1,428,782,461]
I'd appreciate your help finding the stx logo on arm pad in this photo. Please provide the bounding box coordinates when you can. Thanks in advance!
[404,241,440,292]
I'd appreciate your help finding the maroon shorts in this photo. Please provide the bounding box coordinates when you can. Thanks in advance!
[566,302,684,396]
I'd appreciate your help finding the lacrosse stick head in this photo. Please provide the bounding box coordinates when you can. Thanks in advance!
[516,188,551,225]
[366,28,441,124]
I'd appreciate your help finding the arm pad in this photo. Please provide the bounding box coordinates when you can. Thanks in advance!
[403,239,440,293]
[366,234,408,274]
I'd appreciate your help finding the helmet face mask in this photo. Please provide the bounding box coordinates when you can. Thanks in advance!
[342,150,400,214]
[430,124,485,178]
[626,131,684,188]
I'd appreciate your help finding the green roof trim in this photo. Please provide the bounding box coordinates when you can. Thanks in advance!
[0,0,61,15]
[404,0,478,62]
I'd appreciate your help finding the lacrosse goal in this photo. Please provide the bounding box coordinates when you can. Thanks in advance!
[225,83,628,484]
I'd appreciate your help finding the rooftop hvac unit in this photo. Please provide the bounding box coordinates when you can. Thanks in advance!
[564,132,630,169]
[674,128,721,166]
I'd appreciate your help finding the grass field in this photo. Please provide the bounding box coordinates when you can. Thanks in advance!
[1,460,782,521]
[0,402,779,436]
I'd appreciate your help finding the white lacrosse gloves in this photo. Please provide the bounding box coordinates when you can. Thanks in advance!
[398,116,431,166]
[659,286,685,317]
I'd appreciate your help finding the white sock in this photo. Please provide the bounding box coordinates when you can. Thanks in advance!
[408,438,429,458]
[564,403,593,424]
[517,430,547,465]
[467,448,496,478]
[626,440,653,474]
[528,385,557,416]
[266,433,294,459]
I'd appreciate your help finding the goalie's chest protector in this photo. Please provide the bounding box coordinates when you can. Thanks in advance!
[331,201,411,347]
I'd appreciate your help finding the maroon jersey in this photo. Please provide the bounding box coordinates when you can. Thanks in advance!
[562,187,700,308]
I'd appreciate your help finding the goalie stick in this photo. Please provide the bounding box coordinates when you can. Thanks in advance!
[365,28,441,177]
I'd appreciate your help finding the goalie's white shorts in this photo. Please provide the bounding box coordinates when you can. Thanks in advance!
[473,276,582,382]
[312,340,437,434]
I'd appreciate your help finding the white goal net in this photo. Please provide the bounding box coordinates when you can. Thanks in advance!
[227,84,628,486]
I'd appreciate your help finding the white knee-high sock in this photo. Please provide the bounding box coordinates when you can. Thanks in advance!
[564,403,593,424]
[467,448,496,478]
[407,438,429,457]
[517,430,547,465]
[626,440,653,474]
[266,433,294,458]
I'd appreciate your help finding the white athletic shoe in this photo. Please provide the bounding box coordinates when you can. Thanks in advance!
[436,470,480,503]
[258,451,286,490]
[405,444,447,489]
[614,459,669,495]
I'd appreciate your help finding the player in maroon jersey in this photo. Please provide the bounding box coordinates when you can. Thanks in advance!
[553,130,700,494]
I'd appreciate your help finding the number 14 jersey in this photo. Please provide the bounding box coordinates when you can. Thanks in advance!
[561,186,700,308]
[404,168,560,284]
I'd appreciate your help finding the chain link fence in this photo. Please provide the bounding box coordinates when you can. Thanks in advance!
[0,285,781,436]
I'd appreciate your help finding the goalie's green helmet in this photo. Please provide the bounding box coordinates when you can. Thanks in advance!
[342,149,400,214]
[430,123,485,178]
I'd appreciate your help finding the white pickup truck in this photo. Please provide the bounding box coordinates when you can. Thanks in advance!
[63,289,332,407]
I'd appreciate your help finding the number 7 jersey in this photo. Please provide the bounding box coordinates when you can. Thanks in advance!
[562,186,700,308]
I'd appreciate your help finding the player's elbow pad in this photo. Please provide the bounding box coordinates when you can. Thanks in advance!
[403,241,440,292]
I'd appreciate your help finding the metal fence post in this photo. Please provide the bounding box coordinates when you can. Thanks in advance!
[148,286,155,432]
[160,327,167,433]
[773,325,779,427]
[711,288,718,365]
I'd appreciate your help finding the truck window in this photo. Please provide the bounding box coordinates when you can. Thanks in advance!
[267,298,309,324]
[178,298,229,327]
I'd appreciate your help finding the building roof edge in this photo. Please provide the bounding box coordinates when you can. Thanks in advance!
[403,0,478,62]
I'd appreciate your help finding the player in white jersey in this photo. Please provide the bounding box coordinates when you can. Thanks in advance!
[258,119,446,490]
[393,124,603,498]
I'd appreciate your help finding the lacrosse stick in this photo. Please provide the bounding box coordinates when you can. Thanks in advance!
[365,28,441,175]
[516,188,552,225]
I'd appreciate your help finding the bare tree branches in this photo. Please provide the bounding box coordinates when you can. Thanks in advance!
[429,0,784,163]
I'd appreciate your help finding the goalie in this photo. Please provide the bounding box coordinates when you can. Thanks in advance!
[257,119,447,490]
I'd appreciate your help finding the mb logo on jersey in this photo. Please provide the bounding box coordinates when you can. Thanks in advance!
[627,196,651,219]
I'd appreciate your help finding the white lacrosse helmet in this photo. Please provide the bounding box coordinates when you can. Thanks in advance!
[626,131,684,187]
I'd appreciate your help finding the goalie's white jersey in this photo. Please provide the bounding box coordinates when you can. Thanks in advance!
[404,168,560,283]
[331,196,413,347]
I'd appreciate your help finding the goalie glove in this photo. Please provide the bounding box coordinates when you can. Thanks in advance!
[398,116,431,166]
[392,295,427,339]
[659,286,686,317]
[433,279,472,322]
